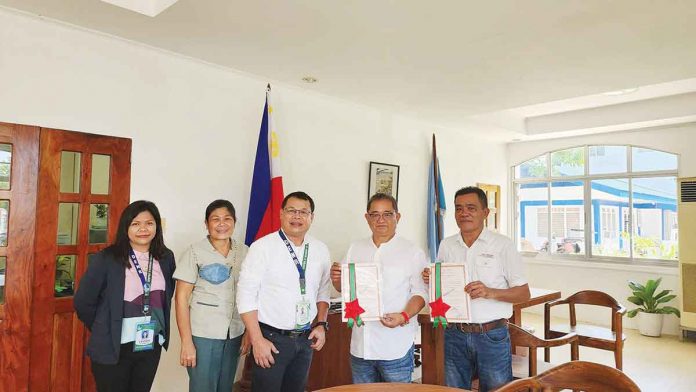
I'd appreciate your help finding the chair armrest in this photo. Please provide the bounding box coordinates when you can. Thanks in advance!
[616,305,627,316]
[541,332,579,348]
[511,324,578,349]
[545,298,569,308]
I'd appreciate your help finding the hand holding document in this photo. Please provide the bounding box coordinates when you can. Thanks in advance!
[429,263,471,323]
[341,263,382,323]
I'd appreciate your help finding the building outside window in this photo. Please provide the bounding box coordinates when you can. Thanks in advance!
[513,145,678,263]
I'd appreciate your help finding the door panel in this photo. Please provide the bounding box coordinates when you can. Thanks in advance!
[30,128,131,392]
[0,123,39,392]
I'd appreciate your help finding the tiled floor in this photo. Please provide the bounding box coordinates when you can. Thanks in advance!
[413,313,696,391]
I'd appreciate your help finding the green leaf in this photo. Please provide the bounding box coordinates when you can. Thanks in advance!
[628,281,645,292]
[644,279,659,298]
[653,290,672,300]
[627,296,644,306]
[655,295,676,304]
[627,309,640,318]
[659,306,681,317]
[633,292,652,309]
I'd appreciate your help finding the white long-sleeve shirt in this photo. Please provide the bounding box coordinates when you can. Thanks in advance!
[341,235,428,360]
[237,231,331,330]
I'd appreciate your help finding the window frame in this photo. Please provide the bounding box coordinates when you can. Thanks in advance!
[512,144,679,266]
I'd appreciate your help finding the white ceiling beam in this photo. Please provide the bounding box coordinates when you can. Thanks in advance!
[525,92,696,135]
[99,0,178,17]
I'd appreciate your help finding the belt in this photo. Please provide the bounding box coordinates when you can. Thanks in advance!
[447,318,508,333]
[259,322,311,337]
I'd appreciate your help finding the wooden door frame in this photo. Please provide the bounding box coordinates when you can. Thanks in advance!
[30,128,131,392]
[0,123,40,392]
[478,183,501,230]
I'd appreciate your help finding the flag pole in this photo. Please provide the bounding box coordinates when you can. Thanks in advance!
[432,133,443,243]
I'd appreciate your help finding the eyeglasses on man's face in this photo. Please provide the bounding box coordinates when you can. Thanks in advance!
[367,211,397,221]
[283,208,312,218]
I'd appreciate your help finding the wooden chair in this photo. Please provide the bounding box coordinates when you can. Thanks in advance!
[494,360,641,391]
[544,290,626,369]
[508,323,579,378]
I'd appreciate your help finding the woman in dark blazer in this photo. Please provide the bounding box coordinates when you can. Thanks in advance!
[75,200,176,392]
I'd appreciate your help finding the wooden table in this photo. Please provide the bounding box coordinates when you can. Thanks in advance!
[318,383,466,391]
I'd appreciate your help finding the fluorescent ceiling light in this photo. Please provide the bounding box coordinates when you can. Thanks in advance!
[99,0,179,17]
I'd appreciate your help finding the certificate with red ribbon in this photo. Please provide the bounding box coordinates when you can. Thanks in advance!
[341,263,382,326]
[429,263,471,325]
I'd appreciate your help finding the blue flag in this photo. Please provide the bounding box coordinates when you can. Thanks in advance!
[427,157,446,262]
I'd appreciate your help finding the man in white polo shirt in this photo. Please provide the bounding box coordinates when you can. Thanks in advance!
[331,193,428,383]
[425,186,530,392]
[237,191,331,392]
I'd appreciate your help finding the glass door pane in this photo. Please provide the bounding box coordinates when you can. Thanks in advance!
[59,151,81,193]
[0,143,12,190]
[0,256,6,304]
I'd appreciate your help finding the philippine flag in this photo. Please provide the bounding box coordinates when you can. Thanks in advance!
[245,85,284,246]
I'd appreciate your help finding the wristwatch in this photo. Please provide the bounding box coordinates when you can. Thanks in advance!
[312,321,329,332]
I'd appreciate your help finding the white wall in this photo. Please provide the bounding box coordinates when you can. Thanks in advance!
[0,8,508,391]
[508,124,696,335]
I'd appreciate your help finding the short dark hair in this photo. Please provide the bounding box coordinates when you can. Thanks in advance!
[205,199,237,222]
[282,191,315,212]
[366,193,398,212]
[454,186,488,209]
[105,200,170,267]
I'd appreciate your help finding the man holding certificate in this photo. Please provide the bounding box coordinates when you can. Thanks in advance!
[331,193,428,384]
[424,186,530,392]
[237,192,331,392]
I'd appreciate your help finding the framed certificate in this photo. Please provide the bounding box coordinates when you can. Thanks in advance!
[429,263,471,323]
[341,263,382,322]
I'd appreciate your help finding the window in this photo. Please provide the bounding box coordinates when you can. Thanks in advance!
[551,181,584,255]
[513,145,678,263]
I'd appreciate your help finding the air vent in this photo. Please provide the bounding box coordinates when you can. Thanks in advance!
[682,180,696,203]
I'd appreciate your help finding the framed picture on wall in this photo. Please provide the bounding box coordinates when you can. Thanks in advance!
[368,161,400,201]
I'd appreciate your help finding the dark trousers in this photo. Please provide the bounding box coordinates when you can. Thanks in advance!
[251,326,314,392]
[91,343,162,392]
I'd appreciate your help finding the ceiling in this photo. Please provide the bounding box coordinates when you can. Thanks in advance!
[3,0,696,140]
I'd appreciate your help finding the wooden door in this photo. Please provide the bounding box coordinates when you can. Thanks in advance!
[0,123,40,392]
[30,128,131,392]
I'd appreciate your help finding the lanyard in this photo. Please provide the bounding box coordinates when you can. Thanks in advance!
[278,230,309,295]
[129,249,154,316]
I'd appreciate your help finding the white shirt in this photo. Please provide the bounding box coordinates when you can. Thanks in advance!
[438,228,527,323]
[237,231,331,330]
[342,235,428,360]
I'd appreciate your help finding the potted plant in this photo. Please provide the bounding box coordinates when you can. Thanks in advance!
[627,278,680,337]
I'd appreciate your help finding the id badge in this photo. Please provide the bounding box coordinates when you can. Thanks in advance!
[133,320,157,352]
[295,298,311,329]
